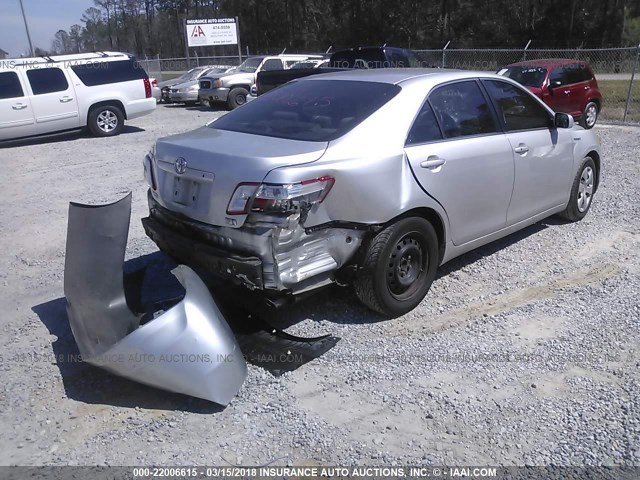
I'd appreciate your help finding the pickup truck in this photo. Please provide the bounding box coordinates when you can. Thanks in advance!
[198,54,323,109]
[255,46,421,96]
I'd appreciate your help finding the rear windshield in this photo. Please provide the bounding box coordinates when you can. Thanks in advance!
[71,59,147,86]
[498,66,547,87]
[211,79,401,142]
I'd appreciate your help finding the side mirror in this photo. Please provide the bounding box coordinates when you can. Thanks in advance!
[555,112,574,129]
[547,80,561,95]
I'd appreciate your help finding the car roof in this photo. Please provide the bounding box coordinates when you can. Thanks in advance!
[505,59,588,68]
[299,68,500,85]
[6,51,132,67]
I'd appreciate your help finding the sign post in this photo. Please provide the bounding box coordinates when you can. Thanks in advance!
[235,17,242,64]
[185,18,241,64]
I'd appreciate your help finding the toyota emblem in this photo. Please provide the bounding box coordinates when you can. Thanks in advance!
[174,157,187,174]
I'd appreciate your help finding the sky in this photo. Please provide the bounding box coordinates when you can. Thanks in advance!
[0,0,93,57]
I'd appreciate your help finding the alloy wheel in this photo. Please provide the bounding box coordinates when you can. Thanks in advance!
[97,110,118,133]
[577,166,594,213]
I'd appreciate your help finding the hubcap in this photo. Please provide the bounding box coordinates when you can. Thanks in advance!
[577,166,594,213]
[236,94,246,105]
[585,104,597,127]
[97,110,118,132]
[387,235,426,299]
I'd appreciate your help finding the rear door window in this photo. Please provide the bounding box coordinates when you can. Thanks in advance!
[26,68,69,95]
[0,72,24,99]
[484,80,551,131]
[428,81,498,138]
[261,59,284,71]
[71,59,147,86]
[565,63,592,84]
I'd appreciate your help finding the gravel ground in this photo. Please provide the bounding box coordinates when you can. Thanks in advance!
[0,105,638,467]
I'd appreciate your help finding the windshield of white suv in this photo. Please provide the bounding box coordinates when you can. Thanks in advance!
[211,79,401,142]
[236,57,264,73]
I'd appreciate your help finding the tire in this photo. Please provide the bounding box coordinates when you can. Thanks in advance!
[88,105,124,137]
[354,217,439,318]
[227,87,249,110]
[558,157,596,222]
[580,101,598,129]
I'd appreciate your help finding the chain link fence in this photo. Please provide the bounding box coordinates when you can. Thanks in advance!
[414,46,640,124]
[140,46,640,124]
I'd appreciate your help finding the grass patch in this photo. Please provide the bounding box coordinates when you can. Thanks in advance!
[598,79,640,123]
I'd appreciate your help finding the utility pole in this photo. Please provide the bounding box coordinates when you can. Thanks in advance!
[19,0,34,57]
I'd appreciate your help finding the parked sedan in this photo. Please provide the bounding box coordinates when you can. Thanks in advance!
[498,59,603,129]
[142,69,601,317]
[168,67,232,106]
[158,66,231,103]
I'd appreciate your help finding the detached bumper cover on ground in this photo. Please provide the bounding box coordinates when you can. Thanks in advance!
[63,193,247,406]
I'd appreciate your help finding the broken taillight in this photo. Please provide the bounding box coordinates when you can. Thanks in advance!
[226,177,335,215]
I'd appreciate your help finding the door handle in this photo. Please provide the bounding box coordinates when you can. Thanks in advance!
[59,96,74,103]
[514,144,529,155]
[564,90,570,95]
[12,103,28,110]
[420,156,446,169]
[584,86,590,90]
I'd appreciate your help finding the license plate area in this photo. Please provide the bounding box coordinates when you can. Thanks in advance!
[172,176,200,206]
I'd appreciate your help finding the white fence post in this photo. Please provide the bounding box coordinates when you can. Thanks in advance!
[442,41,451,68]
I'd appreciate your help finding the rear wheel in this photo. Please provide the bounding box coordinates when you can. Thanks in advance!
[580,102,598,129]
[88,105,124,137]
[558,157,596,222]
[354,217,439,318]
[227,87,248,110]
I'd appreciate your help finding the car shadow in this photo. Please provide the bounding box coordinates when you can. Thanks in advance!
[233,221,551,330]
[160,103,227,113]
[0,126,145,148]
[31,251,223,414]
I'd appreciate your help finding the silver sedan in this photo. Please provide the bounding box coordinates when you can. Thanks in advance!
[142,69,601,317]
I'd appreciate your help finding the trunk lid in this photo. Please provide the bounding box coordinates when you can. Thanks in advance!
[152,126,328,227]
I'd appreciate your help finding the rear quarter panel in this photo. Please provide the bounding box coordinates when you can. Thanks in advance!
[262,79,452,241]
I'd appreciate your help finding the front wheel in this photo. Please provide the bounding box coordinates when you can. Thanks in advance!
[558,157,596,222]
[580,102,598,129]
[354,217,439,318]
[88,105,124,137]
[227,87,248,110]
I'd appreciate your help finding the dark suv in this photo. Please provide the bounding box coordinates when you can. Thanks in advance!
[499,59,602,129]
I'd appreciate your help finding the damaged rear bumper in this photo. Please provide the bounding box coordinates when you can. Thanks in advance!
[142,213,264,290]
[64,193,247,405]
[143,190,365,294]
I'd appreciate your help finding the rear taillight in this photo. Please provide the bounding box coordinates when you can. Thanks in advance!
[151,78,158,87]
[143,78,152,98]
[226,177,335,215]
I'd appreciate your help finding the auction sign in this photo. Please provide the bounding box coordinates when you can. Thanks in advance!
[186,18,238,47]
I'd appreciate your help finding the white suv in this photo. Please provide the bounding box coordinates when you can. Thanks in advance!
[0,51,156,141]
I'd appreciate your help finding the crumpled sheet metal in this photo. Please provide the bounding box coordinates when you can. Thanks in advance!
[63,193,247,406]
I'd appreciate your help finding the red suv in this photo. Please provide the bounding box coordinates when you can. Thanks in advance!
[499,59,602,129]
